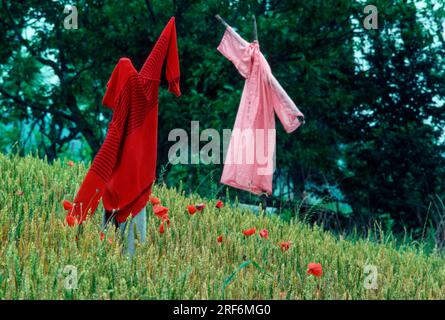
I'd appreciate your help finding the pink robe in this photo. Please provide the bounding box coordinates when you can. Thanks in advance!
[217,26,304,195]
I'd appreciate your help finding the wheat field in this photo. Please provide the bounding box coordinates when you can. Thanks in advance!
[0,153,444,299]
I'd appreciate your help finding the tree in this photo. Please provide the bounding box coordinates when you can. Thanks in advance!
[0,0,167,160]
[341,0,445,232]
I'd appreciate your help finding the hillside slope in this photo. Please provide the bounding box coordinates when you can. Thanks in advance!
[0,153,444,299]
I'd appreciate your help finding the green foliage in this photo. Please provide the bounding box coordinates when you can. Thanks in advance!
[341,0,445,232]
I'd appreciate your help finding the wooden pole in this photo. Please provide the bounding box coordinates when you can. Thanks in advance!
[252,15,258,41]
[261,194,267,216]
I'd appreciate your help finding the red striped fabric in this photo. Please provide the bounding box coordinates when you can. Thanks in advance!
[67,17,181,224]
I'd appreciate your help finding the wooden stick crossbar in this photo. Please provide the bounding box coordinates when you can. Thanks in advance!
[215,14,229,28]
[252,15,258,41]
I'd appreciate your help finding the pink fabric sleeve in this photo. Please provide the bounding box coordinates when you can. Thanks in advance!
[217,27,252,79]
[268,73,304,133]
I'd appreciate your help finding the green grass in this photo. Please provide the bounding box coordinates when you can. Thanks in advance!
[0,153,444,299]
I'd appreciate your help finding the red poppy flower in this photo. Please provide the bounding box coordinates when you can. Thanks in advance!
[306,262,323,277]
[196,203,205,211]
[242,228,256,236]
[187,205,197,215]
[149,196,161,205]
[62,200,73,211]
[15,190,24,196]
[217,235,223,243]
[107,237,113,244]
[100,232,105,241]
[153,205,169,219]
[67,160,74,167]
[215,200,224,209]
[259,229,269,239]
[159,221,165,234]
[162,215,171,227]
[280,241,291,252]
[66,214,77,227]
